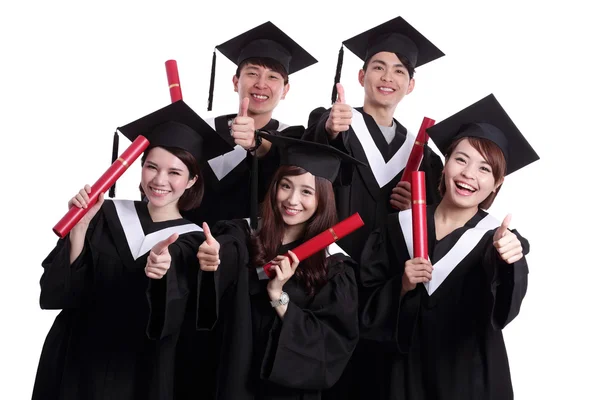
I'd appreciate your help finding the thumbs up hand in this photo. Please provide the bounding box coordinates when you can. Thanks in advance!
[325,83,352,139]
[145,233,179,279]
[493,214,523,264]
[198,222,221,272]
[231,97,257,150]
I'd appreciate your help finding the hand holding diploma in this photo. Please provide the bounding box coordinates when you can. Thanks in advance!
[53,135,150,238]
[261,213,364,279]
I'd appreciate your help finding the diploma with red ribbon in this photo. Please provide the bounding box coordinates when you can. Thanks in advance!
[411,171,428,259]
[400,117,435,182]
[165,60,182,102]
[52,135,150,238]
[261,213,364,279]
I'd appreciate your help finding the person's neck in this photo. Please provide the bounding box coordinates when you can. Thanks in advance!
[282,223,305,245]
[434,197,478,240]
[249,111,274,130]
[363,101,397,127]
[147,202,181,223]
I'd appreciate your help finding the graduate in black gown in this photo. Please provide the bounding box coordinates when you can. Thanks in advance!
[174,24,318,400]
[302,16,446,400]
[194,134,363,400]
[359,94,540,400]
[32,100,233,400]
[302,16,445,262]
[183,21,318,228]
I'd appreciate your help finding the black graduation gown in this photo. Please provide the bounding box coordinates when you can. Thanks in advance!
[358,206,530,400]
[32,200,204,400]
[182,115,296,227]
[196,219,360,400]
[303,107,443,262]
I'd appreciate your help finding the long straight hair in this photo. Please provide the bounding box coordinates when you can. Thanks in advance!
[250,165,338,295]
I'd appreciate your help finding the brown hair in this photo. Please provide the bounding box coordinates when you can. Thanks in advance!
[439,137,506,210]
[251,165,338,295]
[363,53,415,79]
[140,146,203,211]
[236,57,289,84]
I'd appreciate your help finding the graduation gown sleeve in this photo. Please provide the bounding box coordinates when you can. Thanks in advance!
[146,231,205,340]
[483,229,530,330]
[260,258,360,390]
[39,213,102,309]
[196,219,251,331]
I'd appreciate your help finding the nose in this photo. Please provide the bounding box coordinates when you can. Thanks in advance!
[152,170,168,185]
[381,69,393,82]
[254,74,268,89]
[286,189,301,206]
[460,165,476,180]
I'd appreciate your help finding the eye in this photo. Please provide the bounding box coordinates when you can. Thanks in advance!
[396,69,405,74]
[479,166,492,173]
[302,189,314,196]
[269,74,280,80]
[280,182,291,189]
[169,171,181,176]
[247,72,257,77]
[455,156,466,164]
[145,164,156,170]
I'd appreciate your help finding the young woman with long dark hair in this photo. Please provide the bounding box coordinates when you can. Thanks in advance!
[196,133,363,400]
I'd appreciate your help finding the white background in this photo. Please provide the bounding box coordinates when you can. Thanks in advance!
[1,0,597,398]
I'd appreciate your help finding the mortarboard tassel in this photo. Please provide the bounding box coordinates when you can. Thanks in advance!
[207,49,217,111]
[109,130,119,198]
[330,45,344,104]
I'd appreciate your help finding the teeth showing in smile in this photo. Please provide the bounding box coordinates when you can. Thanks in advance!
[251,94,268,100]
[284,206,301,215]
[455,182,476,192]
[151,187,170,194]
[378,87,395,92]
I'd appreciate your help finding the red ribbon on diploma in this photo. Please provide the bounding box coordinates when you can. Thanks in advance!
[411,171,428,259]
[400,117,435,182]
[262,213,364,279]
[52,135,150,238]
[166,60,182,103]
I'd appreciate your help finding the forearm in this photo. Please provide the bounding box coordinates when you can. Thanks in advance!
[69,225,88,264]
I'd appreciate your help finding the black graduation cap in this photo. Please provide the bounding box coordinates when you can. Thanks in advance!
[331,16,444,103]
[257,130,366,182]
[207,21,318,111]
[426,94,540,175]
[109,100,234,197]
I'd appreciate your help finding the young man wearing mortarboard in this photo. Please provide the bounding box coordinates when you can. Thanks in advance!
[175,22,317,400]
[303,16,445,400]
[303,16,445,263]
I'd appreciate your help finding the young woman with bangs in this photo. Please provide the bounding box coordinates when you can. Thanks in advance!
[195,133,363,400]
[358,95,539,400]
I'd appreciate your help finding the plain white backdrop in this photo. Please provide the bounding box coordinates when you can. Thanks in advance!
[1,0,597,398]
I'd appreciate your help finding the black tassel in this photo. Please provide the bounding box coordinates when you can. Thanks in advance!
[330,45,344,104]
[109,130,119,198]
[207,49,216,111]
[250,153,258,230]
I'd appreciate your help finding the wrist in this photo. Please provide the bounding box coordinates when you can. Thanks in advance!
[246,130,262,152]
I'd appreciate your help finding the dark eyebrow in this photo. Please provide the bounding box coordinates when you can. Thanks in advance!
[145,160,184,172]
[370,59,406,69]
[280,177,315,191]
